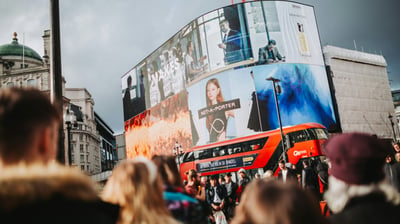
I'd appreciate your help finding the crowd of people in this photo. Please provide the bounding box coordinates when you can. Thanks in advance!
[1,87,400,224]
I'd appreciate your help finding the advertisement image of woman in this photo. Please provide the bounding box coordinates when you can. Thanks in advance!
[206,78,234,143]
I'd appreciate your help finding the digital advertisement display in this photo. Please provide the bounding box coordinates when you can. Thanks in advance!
[125,91,193,158]
[123,1,339,159]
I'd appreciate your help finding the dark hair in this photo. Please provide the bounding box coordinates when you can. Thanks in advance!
[152,155,182,188]
[0,88,60,161]
[187,169,198,180]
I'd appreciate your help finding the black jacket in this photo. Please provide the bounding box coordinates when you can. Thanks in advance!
[206,184,227,206]
[329,193,400,224]
[223,181,238,205]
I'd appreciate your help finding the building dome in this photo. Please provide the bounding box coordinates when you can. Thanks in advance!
[0,32,42,62]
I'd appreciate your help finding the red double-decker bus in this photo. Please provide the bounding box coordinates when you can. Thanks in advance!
[179,123,328,180]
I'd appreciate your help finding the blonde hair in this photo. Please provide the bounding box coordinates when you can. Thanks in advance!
[102,158,178,224]
[231,179,326,224]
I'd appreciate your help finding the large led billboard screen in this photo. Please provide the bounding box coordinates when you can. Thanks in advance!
[122,1,339,158]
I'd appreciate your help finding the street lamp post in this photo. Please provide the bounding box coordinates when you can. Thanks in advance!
[173,141,183,169]
[266,77,287,163]
[388,113,397,142]
[64,106,77,166]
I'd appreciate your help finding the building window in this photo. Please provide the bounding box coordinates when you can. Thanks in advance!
[79,134,83,141]
[27,79,36,87]
[80,144,84,153]
[80,154,84,161]
[86,144,88,152]
[81,165,85,171]
[7,82,14,87]
[71,154,74,163]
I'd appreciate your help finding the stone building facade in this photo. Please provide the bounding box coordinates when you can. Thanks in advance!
[323,45,396,139]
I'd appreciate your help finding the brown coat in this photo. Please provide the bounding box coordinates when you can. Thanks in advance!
[0,163,119,224]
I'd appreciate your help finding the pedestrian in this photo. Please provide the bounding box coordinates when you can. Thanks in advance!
[231,179,327,224]
[316,160,329,195]
[236,168,250,202]
[206,175,228,224]
[324,133,400,224]
[222,172,238,221]
[102,157,179,224]
[301,160,321,200]
[277,160,297,183]
[152,155,208,224]
[0,87,119,224]
[384,154,400,191]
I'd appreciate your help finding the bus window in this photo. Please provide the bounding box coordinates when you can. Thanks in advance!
[213,147,226,157]
[314,128,329,140]
[195,149,213,160]
[182,151,194,163]
[233,145,242,154]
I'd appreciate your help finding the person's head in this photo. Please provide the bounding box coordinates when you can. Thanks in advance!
[126,75,132,87]
[268,39,277,46]
[200,176,208,185]
[0,88,61,166]
[206,78,223,106]
[224,172,232,183]
[218,176,224,185]
[238,168,246,178]
[385,154,393,164]
[263,170,274,179]
[219,20,230,33]
[302,160,310,168]
[323,133,400,213]
[394,142,400,152]
[210,175,218,187]
[152,155,182,189]
[395,152,400,162]
[187,169,200,185]
[231,179,325,224]
[324,133,390,185]
[278,160,286,170]
[187,40,194,53]
[102,157,174,224]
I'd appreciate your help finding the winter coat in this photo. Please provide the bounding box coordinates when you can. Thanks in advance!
[0,164,119,224]
[329,193,400,224]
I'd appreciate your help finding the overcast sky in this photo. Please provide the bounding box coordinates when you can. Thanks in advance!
[1,0,399,134]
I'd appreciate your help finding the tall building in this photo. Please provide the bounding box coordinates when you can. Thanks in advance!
[115,133,126,162]
[0,31,117,175]
[95,112,117,171]
[65,88,102,174]
[323,45,396,139]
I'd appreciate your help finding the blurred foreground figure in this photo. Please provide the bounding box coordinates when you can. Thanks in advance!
[324,133,400,224]
[231,179,326,224]
[102,157,179,224]
[152,155,208,224]
[0,87,119,224]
